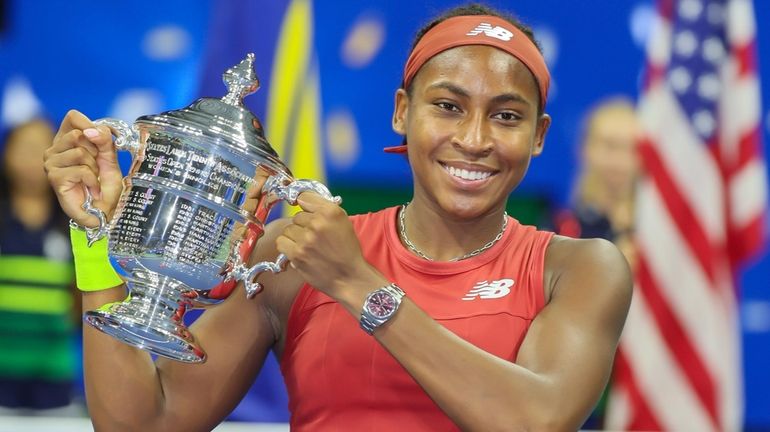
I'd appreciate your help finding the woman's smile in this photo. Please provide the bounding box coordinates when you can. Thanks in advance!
[439,161,497,189]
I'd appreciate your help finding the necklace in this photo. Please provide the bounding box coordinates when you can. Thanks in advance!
[398,204,508,262]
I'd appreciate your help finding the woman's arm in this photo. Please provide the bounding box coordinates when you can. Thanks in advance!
[354,237,629,431]
[81,288,274,431]
[81,221,295,432]
[45,111,297,431]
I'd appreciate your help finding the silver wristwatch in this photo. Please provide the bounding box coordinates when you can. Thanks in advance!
[360,283,406,335]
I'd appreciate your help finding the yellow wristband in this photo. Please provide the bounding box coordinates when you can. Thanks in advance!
[70,228,124,292]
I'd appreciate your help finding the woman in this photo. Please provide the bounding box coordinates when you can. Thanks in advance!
[0,119,78,412]
[44,4,631,431]
[561,97,640,269]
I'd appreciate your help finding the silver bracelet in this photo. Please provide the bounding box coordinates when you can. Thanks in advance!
[69,219,107,245]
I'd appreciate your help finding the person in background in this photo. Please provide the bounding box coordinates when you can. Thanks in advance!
[557,97,640,270]
[0,119,80,414]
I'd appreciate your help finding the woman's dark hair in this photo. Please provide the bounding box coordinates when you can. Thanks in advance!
[405,3,544,113]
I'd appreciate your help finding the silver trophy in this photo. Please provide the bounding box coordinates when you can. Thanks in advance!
[79,54,339,363]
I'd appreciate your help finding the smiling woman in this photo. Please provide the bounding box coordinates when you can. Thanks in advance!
[44,3,632,431]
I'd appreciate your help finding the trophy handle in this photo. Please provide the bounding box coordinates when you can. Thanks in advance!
[74,118,140,246]
[227,176,342,298]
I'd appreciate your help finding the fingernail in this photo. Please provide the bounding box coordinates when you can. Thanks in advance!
[83,128,100,138]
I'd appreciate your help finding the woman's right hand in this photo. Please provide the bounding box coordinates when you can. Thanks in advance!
[43,110,125,228]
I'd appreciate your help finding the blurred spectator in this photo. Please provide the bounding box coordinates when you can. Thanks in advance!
[556,96,640,269]
[0,119,80,415]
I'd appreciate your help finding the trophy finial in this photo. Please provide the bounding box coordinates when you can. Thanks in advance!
[222,53,260,106]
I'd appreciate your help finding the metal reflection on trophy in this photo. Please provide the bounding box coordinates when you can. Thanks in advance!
[79,54,339,363]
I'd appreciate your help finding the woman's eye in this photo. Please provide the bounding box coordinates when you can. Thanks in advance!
[495,112,520,122]
[436,102,459,112]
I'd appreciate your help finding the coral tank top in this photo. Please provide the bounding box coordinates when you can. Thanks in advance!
[280,206,554,431]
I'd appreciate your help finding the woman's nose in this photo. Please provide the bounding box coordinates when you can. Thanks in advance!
[451,112,493,156]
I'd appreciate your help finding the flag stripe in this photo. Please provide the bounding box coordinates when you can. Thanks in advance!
[728,210,768,265]
[733,40,757,76]
[636,257,720,428]
[639,138,722,286]
[716,292,743,431]
[612,350,662,430]
[725,0,755,47]
[640,87,726,244]
[646,20,672,70]
[729,159,769,228]
[720,74,760,158]
[612,277,716,431]
[735,126,762,171]
[636,179,738,396]
[659,0,675,20]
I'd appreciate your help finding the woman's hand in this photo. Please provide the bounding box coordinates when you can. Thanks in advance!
[275,192,385,303]
[43,110,124,227]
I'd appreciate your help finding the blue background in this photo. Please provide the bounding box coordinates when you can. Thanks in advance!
[1,0,768,427]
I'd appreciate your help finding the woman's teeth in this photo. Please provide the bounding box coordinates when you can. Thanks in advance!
[445,165,492,181]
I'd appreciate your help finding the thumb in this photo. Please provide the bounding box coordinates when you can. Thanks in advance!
[296,192,327,212]
[82,125,117,156]
[86,126,123,179]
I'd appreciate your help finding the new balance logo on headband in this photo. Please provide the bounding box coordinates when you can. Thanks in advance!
[466,23,514,41]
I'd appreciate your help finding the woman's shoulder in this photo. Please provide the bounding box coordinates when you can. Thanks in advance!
[543,235,633,304]
[546,234,620,259]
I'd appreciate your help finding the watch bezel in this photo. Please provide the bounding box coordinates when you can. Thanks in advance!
[364,290,397,318]
[360,283,405,335]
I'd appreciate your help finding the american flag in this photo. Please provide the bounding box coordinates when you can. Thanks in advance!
[605,0,767,430]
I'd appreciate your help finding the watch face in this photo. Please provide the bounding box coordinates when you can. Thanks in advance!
[366,291,396,318]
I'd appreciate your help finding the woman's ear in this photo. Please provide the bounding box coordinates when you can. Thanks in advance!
[392,88,409,136]
[532,113,551,156]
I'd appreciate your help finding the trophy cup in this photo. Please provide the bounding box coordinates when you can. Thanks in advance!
[77,54,338,363]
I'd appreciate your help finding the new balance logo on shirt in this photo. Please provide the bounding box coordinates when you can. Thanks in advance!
[462,279,514,300]
[466,23,514,41]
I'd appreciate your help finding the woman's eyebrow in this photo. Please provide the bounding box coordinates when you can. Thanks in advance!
[426,81,532,108]
[426,81,470,98]
[490,92,531,107]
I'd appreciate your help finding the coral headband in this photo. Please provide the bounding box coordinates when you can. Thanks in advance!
[403,15,549,107]
[386,15,550,154]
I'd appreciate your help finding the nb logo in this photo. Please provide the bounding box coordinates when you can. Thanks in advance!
[466,23,514,41]
[462,279,514,300]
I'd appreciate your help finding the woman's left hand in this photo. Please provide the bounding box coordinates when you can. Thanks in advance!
[275,192,383,302]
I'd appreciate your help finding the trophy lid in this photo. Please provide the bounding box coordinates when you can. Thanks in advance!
[135,54,288,173]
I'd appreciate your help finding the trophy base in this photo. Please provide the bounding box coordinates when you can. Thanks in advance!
[85,308,205,363]
[83,274,207,363]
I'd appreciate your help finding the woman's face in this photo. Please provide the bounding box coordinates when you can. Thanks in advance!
[393,45,549,219]
[4,121,54,192]
[583,106,639,199]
